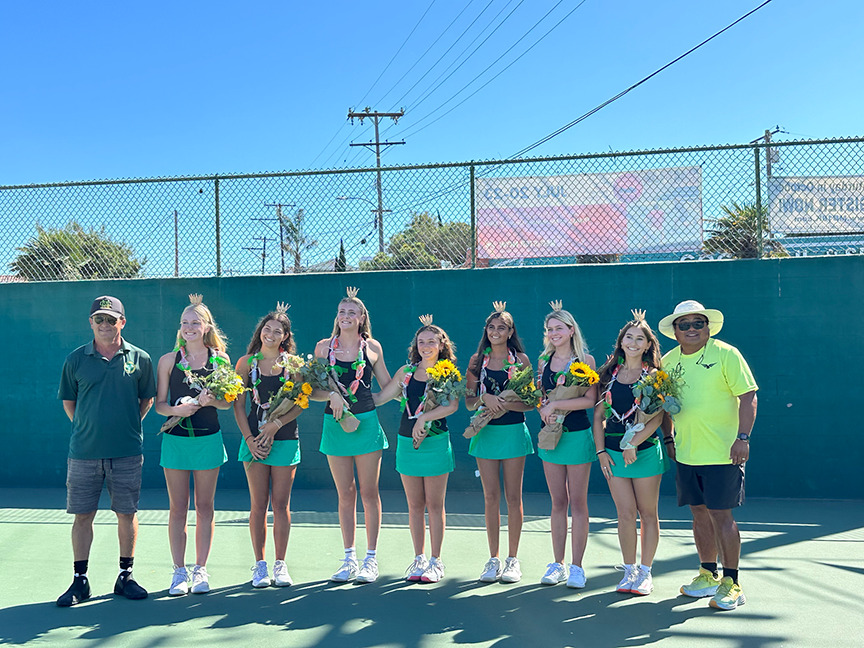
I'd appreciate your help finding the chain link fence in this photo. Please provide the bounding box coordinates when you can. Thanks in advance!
[2,137,863,282]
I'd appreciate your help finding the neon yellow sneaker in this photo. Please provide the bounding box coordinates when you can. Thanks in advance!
[710,577,746,610]
[680,567,721,597]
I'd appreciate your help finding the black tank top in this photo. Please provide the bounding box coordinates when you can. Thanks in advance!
[398,373,449,437]
[324,347,375,415]
[481,367,524,426]
[542,363,590,432]
[246,372,299,441]
[167,350,220,437]
[604,379,656,451]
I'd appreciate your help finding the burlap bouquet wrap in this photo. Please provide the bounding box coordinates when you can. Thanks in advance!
[411,392,443,449]
[463,389,524,439]
[329,375,360,433]
[537,384,591,450]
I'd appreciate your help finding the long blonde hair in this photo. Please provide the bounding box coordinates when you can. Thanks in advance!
[540,309,587,362]
[329,296,372,340]
[174,302,228,352]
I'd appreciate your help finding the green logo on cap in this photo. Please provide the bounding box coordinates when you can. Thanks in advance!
[100,298,113,309]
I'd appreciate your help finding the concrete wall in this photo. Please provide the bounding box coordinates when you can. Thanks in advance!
[2,256,860,498]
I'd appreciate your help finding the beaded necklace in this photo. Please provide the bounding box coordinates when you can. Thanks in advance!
[328,336,367,403]
[478,347,517,396]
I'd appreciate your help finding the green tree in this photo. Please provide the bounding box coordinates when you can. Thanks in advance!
[278,207,318,273]
[703,202,788,259]
[10,221,145,281]
[359,211,471,271]
[335,238,347,272]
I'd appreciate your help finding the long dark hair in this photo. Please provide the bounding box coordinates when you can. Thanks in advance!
[407,324,456,365]
[246,312,296,355]
[597,317,663,387]
[469,310,526,376]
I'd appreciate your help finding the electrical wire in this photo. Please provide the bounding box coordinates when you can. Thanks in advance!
[507,0,775,160]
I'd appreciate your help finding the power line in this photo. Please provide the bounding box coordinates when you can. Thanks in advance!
[401,0,586,140]
[508,0,775,160]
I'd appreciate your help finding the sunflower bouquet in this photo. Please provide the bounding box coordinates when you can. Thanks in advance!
[160,356,246,434]
[264,376,314,423]
[464,363,541,438]
[424,359,466,408]
[538,360,600,450]
[620,365,685,448]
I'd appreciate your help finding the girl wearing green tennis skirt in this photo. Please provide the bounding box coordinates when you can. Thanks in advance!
[374,316,460,584]
[313,287,391,584]
[593,310,670,596]
[233,303,303,589]
[536,302,598,589]
[155,294,233,596]
[465,301,534,584]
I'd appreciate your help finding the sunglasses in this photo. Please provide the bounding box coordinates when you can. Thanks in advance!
[92,314,118,325]
[675,320,707,331]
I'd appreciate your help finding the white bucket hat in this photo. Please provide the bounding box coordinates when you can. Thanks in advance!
[658,300,724,339]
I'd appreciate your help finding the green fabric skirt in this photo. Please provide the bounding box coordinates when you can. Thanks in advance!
[320,409,389,457]
[396,433,454,477]
[537,427,596,466]
[468,422,534,460]
[160,431,227,471]
[238,438,301,467]
[607,442,670,479]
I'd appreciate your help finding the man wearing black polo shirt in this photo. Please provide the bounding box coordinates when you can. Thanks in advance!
[56,296,156,606]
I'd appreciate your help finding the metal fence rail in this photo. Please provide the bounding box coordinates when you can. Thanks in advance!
[2,137,863,282]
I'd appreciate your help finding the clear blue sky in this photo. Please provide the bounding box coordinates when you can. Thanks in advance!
[1,0,861,186]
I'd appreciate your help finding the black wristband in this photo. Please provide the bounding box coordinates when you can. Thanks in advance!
[663,438,675,444]
[596,449,608,456]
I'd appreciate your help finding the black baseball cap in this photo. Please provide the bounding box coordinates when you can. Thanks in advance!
[90,295,125,319]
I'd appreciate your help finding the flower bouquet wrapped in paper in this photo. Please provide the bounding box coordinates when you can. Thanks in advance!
[464,363,541,438]
[263,355,314,423]
[537,361,599,451]
[619,365,685,448]
[305,354,362,433]
[404,359,466,448]
[160,355,246,434]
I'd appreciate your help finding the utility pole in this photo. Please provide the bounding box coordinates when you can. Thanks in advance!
[243,236,271,275]
[348,107,405,253]
[258,202,296,273]
[752,126,784,177]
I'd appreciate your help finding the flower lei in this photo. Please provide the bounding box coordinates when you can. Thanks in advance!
[602,361,649,423]
[399,365,429,419]
[537,352,576,401]
[328,336,367,404]
[176,345,216,387]
[247,351,289,410]
[479,346,518,396]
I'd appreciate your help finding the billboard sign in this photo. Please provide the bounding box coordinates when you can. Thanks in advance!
[475,167,702,258]
[769,176,864,234]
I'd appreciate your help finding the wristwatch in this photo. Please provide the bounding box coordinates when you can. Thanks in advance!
[736,433,750,442]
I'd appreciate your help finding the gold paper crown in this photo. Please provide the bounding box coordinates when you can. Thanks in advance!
[549,299,563,311]
[493,300,507,313]
[276,301,290,314]
[188,293,203,306]
[631,308,647,323]
[418,314,434,326]
[346,286,359,299]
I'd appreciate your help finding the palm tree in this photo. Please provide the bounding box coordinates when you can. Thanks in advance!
[703,202,787,259]
[278,207,318,273]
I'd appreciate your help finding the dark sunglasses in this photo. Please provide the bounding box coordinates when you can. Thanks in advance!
[92,314,118,325]
[676,320,706,331]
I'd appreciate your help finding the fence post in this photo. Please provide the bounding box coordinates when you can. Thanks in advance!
[469,164,476,269]
[753,148,764,258]
[214,176,222,276]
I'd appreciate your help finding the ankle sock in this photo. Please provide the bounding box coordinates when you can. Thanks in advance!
[723,568,739,584]
[701,562,719,577]
[74,560,89,577]
[366,549,377,558]
[345,547,356,560]
[639,564,652,573]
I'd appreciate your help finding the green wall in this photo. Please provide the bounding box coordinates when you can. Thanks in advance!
[3,256,861,499]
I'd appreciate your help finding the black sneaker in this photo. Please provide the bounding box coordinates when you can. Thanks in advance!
[57,576,91,607]
[114,573,148,600]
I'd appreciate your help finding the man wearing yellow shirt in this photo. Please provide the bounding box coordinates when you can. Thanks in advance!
[659,300,757,611]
